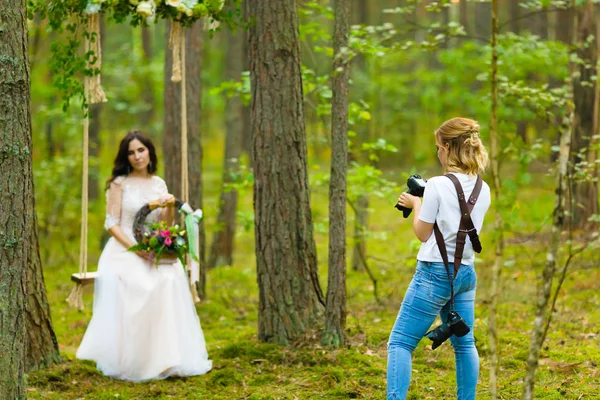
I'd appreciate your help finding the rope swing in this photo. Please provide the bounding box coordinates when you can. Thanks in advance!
[67,14,107,311]
[170,21,201,303]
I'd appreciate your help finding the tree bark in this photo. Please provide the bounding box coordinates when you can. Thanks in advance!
[488,2,504,398]
[0,2,34,396]
[209,1,244,269]
[322,0,350,348]
[249,0,325,345]
[88,16,105,202]
[569,3,598,229]
[508,0,520,34]
[474,2,491,41]
[241,0,253,165]
[459,0,470,37]
[141,24,156,134]
[163,21,207,298]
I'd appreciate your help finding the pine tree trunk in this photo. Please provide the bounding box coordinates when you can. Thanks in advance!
[163,21,207,298]
[209,1,244,269]
[570,3,598,229]
[351,196,368,271]
[487,2,504,398]
[322,0,350,348]
[0,2,33,396]
[249,0,325,345]
[141,25,155,134]
[241,0,253,165]
[521,9,577,399]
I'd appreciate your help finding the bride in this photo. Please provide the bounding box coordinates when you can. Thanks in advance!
[77,130,212,381]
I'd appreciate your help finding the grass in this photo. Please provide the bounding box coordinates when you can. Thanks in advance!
[26,164,600,399]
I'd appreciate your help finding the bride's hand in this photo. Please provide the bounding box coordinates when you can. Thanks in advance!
[157,194,175,207]
[136,250,154,261]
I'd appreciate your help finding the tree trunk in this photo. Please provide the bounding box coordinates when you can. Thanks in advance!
[531,8,549,39]
[508,0,520,34]
[163,21,207,298]
[249,0,325,345]
[241,0,253,165]
[351,195,368,271]
[556,8,573,44]
[322,0,350,348]
[0,3,33,396]
[487,2,504,399]
[521,7,577,399]
[141,24,156,134]
[459,0,470,37]
[209,1,244,269]
[569,3,598,229]
[474,2,491,41]
[88,16,105,202]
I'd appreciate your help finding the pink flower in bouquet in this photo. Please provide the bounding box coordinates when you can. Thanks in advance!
[164,236,172,246]
[160,230,171,238]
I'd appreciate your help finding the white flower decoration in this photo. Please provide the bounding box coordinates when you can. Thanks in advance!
[137,0,156,17]
[84,2,102,14]
[166,0,183,7]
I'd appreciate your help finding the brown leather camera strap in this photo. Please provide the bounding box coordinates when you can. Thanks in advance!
[433,174,483,278]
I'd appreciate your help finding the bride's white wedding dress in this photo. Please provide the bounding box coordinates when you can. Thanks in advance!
[77,175,212,382]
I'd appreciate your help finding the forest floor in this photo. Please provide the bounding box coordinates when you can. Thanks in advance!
[27,180,600,399]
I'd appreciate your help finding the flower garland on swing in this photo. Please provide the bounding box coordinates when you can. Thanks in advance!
[83,0,225,23]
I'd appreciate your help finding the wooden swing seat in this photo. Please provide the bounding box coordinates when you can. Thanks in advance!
[71,272,98,285]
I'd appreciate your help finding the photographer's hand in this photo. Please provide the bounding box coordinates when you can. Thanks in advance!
[397,192,420,209]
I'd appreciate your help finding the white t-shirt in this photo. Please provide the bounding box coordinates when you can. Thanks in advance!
[416,172,491,265]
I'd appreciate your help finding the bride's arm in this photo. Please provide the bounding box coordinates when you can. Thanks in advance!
[104,180,135,248]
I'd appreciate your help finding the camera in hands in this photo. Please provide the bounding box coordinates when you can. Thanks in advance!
[395,174,427,218]
[424,311,470,350]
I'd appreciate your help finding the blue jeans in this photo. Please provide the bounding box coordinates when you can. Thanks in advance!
[387,261,479,400]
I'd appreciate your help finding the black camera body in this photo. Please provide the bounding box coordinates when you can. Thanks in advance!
[395,174,427,218]
[425,311,470,350]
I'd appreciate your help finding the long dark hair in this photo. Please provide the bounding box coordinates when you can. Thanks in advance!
[105,130,158,190]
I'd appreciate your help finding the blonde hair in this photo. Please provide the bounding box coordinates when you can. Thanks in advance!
[435,117,489,175]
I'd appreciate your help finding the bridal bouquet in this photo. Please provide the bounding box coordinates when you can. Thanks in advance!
[128,221,189,267]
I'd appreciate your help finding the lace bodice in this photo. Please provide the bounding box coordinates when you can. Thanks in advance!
[104,175,169,241]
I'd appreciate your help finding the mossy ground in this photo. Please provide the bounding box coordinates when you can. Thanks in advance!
[27,169,600,399]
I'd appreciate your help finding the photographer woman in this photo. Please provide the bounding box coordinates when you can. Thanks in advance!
[387,118,491,399]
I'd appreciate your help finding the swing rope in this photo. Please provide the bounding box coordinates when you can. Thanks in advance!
[67,14,107,311]
[170,22,199,302]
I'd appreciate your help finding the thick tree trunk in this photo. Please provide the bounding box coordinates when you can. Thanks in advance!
[209,1,244,269]
[322,0,350,348]
[0,3,33,396]
[249,0,325,345]
[163,21,207,298]
[570,3,598,228]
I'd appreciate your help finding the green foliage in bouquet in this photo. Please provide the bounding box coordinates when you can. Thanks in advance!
[128,220,189,268]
